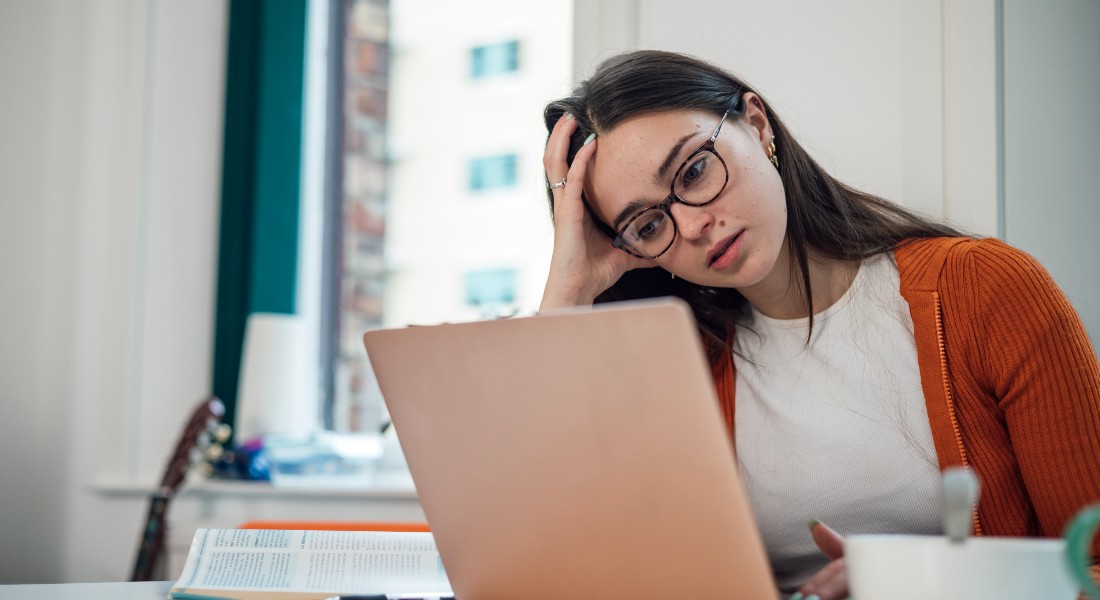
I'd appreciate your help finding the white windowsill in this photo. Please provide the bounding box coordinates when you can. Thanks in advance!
[90,468,419,500]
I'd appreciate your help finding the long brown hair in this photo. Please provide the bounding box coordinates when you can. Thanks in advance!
[543,50,965,359]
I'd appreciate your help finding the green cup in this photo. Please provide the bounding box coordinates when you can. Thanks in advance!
[1066,503,1100,599]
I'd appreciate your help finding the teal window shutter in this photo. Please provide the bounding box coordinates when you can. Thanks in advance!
[212,0,308,432]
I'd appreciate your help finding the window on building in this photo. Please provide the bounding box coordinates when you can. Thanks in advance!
[465,268,517,306]
[470,40,520,78]
[468,154,518,191]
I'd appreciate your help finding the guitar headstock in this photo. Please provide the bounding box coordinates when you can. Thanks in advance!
[158,396,228,495]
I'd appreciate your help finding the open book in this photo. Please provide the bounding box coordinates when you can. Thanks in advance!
[169,528,453,599]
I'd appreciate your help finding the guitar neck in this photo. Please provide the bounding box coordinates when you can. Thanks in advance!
[130,489,172,581]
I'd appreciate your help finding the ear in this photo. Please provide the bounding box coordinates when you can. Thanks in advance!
[740,92,774,149]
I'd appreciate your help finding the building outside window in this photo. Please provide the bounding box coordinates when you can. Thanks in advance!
[327,0,572,433]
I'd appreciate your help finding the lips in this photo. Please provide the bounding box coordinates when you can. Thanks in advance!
[707,231,744,268]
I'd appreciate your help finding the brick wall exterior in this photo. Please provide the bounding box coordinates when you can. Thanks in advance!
[336,0,389,431]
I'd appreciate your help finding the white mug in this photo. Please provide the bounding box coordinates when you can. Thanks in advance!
[846,535,1078,600]
[848,479,1100,600]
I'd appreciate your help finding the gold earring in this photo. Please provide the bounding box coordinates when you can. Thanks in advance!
[671,272,676,280]
[767,138,779,169]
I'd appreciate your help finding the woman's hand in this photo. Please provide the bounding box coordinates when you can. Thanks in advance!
[540,114,649,312]
[792,520,849,600]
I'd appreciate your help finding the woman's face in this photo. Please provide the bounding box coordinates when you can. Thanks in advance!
[583,96,789,292]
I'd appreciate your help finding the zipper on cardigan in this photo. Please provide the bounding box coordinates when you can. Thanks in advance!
[932,291,984,536]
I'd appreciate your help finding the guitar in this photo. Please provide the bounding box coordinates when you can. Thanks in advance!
[130,396,229,581]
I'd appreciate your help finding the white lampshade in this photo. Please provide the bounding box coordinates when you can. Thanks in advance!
[235,312,316,442]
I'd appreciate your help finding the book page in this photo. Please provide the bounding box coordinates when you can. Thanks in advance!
[172,529,452,597]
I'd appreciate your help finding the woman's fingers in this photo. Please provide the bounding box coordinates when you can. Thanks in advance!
[795,520,849,600]
[797,557,849,600]
[561,134,596,212]
[809,519,845,561]
[543,112,577,182]
[543,113,572,224]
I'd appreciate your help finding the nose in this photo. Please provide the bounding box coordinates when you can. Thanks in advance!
[669,200,714,242]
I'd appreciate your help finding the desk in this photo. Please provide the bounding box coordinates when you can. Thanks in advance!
[0,581,172,599]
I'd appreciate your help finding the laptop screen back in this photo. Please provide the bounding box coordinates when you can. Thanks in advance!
[363,299,777,599]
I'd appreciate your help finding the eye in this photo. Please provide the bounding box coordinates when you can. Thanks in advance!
[679,154,709,188]
[631,210,668,241]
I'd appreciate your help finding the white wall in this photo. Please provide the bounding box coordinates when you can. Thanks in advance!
[0,0,226,583]
[1002,0,1100,344]
[0,0,81,581]
[576,0,993,232]
[574,0,1097,343]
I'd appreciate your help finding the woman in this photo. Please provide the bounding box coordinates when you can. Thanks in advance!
[540,50,1100,600]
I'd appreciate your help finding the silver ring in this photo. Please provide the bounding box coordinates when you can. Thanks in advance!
[547,177,567,189]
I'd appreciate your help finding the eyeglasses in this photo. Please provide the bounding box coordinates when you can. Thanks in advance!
[611,110,731,259]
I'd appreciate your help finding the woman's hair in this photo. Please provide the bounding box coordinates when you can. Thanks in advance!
[543,50,966,360]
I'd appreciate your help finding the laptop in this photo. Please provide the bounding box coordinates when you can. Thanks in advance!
[362,298,777,599]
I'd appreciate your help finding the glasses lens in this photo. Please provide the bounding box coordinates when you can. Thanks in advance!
[618,207,675,258]
[673,149,727,206]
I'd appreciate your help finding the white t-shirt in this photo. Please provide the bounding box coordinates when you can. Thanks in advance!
[733,252,943,593]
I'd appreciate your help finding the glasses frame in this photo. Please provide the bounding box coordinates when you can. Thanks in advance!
[611,110,732,259]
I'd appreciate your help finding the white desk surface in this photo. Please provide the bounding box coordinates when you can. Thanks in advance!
[0,581,173,599]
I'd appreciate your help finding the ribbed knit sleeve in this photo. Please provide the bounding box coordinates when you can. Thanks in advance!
[950,239,1100,562]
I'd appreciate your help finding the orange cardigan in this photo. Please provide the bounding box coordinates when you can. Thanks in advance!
[711,237,1100,570]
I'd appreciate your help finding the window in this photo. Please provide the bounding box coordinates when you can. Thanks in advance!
[317,0,572,434]
[470,40,520,78]
[468,154,518,191]
[465,268,518,306]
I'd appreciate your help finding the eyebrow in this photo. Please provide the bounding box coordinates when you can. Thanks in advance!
[610,130,702,230]
[653,131,701,185]
[611,198,660,231]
